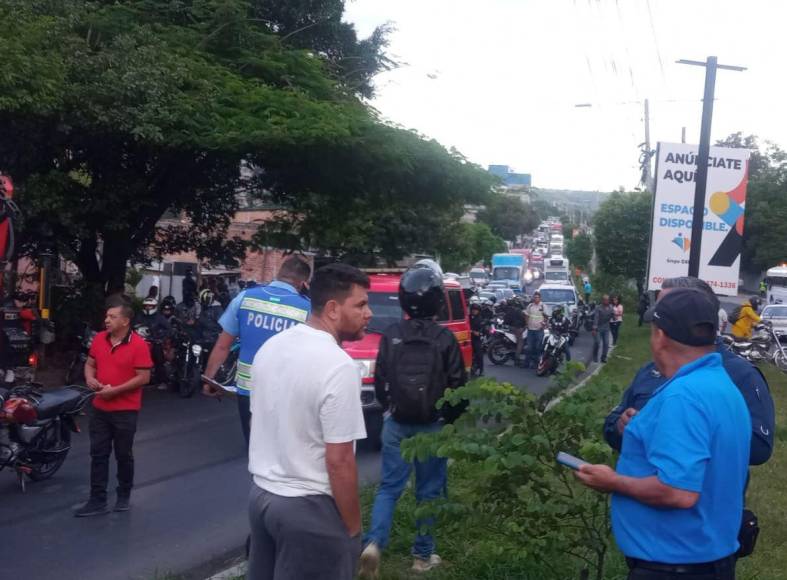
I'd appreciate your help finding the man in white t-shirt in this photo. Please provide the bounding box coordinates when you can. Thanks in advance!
[247,264,372,580]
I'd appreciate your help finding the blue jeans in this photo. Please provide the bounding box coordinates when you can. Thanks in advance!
[525,329,544,367]
[593,329,610,362]
[364,416,447,559]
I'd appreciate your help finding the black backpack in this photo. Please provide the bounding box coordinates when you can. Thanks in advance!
[385,321,447,424]
[729,305,743,325]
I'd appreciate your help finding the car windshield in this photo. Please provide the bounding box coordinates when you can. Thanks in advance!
[539,289,577,304]
[763,306,787,318]
[470,272,486,279]
[493,267,519,280]
[545,271,568,281]
[367,292,403,333]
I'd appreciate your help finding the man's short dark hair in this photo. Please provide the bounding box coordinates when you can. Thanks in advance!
[310,264,370,313]
[278,256,312,284]
[107,302,134,321]
[662,276,720,312]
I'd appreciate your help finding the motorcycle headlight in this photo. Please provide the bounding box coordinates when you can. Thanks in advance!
[191,344,203,356]
[356,359,376,379]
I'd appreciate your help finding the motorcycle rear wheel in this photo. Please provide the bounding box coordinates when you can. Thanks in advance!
[179,367,201,399]
[536,356,553,377]
[27,428,71,482]
[774,350,787,372]
[487,339,511,366]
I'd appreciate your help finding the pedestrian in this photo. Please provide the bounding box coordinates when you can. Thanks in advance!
[637,291,650,327]
[182,267,197,304]
[604,276,775,466]
[360,266,467,577]
[74,300,153,517]
[578,288,751,580]
[469,302,485,377]
[610,294,623,346]
[718,306,728,336]
[246,264,371,580]
[592,294,613,363]
[583,278,592,304]
[523,291,547,369]
[202,256,311,447]
[731,297,762,341]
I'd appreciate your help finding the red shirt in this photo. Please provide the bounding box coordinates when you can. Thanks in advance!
[89,330,153,412]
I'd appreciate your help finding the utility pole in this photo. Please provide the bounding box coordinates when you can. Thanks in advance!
[677,56,745,278]
[643,99,654,192]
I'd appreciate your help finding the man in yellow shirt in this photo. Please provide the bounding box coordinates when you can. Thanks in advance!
[731,297,762,340]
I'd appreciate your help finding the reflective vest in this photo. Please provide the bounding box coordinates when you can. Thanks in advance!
[235,283,310,395]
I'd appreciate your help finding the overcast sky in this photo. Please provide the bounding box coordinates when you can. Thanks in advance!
[344,0,786,191]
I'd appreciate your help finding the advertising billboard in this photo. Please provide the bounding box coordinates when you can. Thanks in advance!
[646,142,750,296]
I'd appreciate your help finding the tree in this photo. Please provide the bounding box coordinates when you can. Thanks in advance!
[437,222,506,273]
[715,133,787,272]
[477,195,539,242]
[593,191,652,294]
[1,0,492,292]
[566,232,593,271]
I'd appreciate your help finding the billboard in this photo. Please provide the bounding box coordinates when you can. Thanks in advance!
[646,142,750,296]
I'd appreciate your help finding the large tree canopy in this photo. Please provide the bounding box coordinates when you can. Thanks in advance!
[476,194,539,242]
[0,0,492,291]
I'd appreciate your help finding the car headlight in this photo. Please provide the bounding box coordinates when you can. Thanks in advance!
[356,359,376,379]
[191,344,203,357]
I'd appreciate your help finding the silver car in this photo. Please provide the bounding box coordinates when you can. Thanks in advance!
[760,304,787,341]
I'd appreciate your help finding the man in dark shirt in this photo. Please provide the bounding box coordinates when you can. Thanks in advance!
[469,303,485,376]
[592,294,614,363]
[604,276,775,466]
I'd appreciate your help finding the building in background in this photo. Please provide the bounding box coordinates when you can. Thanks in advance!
[488,165,532,187]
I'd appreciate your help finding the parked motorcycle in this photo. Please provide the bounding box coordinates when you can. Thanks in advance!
[537,326,570,377]
[0,383,93,491]
[65,323,97,385]
[487,322,522,366]
[168,321,209,398]
[723,321,787,370]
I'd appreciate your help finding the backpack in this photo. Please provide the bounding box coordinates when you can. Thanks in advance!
[385,321,447,424]
[729,305,744,325]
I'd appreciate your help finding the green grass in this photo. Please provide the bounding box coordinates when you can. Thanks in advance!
[361,320,787,579]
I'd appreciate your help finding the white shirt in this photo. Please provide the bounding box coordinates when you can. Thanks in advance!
[718,308,728,336]
[248,324,367,497]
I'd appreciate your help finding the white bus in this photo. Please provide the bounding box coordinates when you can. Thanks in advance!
[765,265,787,305]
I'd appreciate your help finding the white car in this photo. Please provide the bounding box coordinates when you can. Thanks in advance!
[760,304,787,341]
[537,284,579,315]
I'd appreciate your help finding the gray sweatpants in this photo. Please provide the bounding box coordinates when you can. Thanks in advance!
[248,484,361,580]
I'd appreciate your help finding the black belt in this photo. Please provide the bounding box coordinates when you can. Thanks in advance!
[625,555,735,575]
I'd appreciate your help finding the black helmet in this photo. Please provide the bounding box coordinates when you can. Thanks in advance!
[161,295,176,309]
[399,268,445,319]
[552,305,564,317]
[750,296,761,310]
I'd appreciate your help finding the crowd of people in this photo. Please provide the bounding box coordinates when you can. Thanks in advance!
[70,263,776,580]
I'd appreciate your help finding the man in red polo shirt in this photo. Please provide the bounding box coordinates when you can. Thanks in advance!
[74,302,152,517]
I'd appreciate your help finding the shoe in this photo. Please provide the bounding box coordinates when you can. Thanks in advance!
[114,496,130,512]
[74,499,110,517]
[359,542,381,579]
[412,554,442,573]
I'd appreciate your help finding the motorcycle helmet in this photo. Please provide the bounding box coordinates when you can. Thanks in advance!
[413,258,444,279]
[199,289,215,307]
[142,297,158,315]
[161,295,177,309]
[750,296,761,312]
[552,305,564,318]
[399,267,445,319]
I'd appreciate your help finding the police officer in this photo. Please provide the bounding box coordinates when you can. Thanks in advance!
[202,257,312,446]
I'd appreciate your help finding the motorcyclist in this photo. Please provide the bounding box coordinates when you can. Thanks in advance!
[550,305,571,361]
[469,303,485,377]
[731,297,762,341]
[197,289,223,345]
[175,293,200,341]
[503,297,527,365]
[133,298,171,340]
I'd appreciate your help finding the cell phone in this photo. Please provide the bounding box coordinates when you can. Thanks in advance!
[556,451,588,471]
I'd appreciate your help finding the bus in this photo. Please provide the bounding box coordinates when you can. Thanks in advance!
[765,265,787,304]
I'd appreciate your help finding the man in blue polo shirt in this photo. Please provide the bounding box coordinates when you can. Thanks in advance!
[202,257,312,446]
[577,288,750,579]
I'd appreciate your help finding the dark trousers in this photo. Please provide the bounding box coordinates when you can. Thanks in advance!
[237,394,251,449]
[610,321,622,345]
[626,555,736,580]
[89,408,139,502]
[471,338,484,375]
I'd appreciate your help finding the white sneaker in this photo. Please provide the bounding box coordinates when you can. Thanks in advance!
[412,554,442,573]
[358,542,381,579]
[4,370,14,383]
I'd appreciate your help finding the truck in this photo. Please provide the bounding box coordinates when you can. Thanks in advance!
[544,255,571,286]
[491,253,528,293]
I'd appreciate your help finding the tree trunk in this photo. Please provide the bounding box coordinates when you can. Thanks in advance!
[101,235,130,296]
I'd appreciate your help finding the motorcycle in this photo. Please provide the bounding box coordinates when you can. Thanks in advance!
[581,302,596,332]
[65,323,97,385]
[486,321,522,366]
[567,307,581,346]
[169,321,209,398]
[0,383,93,492]
[724,321,787,370]
[537,325,570,377]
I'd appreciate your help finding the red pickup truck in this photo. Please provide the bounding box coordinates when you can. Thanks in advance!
[343,273,472,448]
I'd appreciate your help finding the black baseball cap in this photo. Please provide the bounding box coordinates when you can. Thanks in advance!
[644,288,718,346]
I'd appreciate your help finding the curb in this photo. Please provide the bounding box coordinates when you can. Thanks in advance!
[206,561,247,580]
